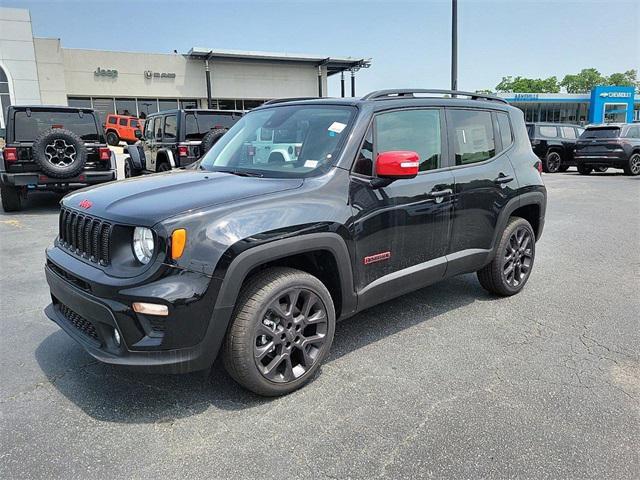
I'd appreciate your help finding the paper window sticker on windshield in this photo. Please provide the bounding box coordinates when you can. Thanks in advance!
[328,122,346,134]
[304,160,318,168]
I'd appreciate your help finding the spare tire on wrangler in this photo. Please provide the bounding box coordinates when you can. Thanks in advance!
[32,128,88,178]
[200,128,227,156]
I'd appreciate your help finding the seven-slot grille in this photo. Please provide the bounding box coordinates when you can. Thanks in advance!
[59,208,112,265]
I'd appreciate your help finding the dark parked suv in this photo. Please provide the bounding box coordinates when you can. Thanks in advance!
[574,123,640,176]
[526,122,585,173]
[0,105,116,212]
[44,90,546,396]
[124,109,242,177]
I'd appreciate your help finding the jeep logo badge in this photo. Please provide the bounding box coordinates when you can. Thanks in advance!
[78,199,93,209]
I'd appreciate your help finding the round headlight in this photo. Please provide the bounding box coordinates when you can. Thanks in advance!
[132,227,154,264]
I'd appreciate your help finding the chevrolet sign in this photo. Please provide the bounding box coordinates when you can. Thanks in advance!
[600,92,632,98]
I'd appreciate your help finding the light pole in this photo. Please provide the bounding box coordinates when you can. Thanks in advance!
[451,0,458,91]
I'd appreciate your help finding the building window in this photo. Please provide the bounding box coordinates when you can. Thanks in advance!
[243,99,265,110]
[92,98,116,124]
[158,99,178,112]
[0,66,12,129]
[115,98,137,116]
[67,97,92,109]
[138,99,158,118]
[217,99,236,110]
[180,99,198,109]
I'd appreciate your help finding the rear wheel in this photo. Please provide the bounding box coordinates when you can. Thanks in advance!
[577,164,592,175]
[0,186,22,212]
[222,267,335,396]
[477,217,535,296]
[543,151,562,173]
[623,153,640,176]
[106,131,120,146]
[124,158,133,178]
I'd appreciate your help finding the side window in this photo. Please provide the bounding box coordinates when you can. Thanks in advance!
[624,126,639,138]
[561,126,576,139]
[130,119,139,128]
[107,116,117,125]
[496,112,513,150]
[353,126,373,176]
[449,109,496,165]
[185,113,199,140]
[119,117,128,126]
[539,126,558,137]
[576,127,585,137]
[144,117,154,140]
[163,115,177,140]
[155,117,163,141]
[375,109,441,172]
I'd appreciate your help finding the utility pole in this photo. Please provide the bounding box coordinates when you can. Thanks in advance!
[451,0,458,91]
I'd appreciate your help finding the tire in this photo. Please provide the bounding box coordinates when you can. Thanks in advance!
[0,186,22,212]
[124,157,134,178]
[222,267,336,396]
[595,166,608,173]
[477,217,536,297]
[543,151,562,173]
[623,153,640,176]
[558,165,570,172]
[200,128,227,156]
[32,128,87,179]
[157,162,171,172]
[106,131,120,146]
[577,164,592,175]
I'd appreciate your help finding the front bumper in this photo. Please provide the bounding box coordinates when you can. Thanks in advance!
[1,170,116,188]
[44,253,232,374]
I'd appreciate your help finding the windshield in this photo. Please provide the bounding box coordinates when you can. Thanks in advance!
[199,105,356,178]
[580,127,621,139]
[13,110,101,142]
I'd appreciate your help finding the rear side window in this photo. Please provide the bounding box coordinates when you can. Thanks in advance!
[155,118,163,141]
[449,109,496,165]
[561,127,576,139]
[13,110,100,142]
[496,113,513,150]
[130,119,139,128]
[581,127,621,139]
[374,109,441,172]
[119,118,128,126]
[623,126,639,138]
[185,112,241,140]
[144,117,154,140]
[163,115,177,140]
[539,126,558,137]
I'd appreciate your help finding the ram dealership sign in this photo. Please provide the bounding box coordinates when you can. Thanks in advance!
[144,70,176,79]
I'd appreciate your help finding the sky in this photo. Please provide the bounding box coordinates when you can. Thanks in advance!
[5,0,639,96]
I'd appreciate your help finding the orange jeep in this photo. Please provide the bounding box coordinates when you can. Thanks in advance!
[104,114,143,146]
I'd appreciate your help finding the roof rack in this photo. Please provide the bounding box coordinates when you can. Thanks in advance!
[262,97,321,105]
[361,89,509,104]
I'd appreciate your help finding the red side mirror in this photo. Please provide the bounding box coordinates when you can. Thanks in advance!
[375,151,420,179]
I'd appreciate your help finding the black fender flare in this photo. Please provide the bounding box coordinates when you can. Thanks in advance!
[214,232,356,316]
[491,191,546,256]
[123,145,144,171]
[155,149,175,169]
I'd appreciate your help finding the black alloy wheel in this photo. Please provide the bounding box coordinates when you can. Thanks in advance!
[502,226,534,289]
[544,151,562,173]
[625,153,640,176]
[254,288,329,383]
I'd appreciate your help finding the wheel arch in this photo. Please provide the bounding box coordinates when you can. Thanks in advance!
[155,149,175,170]
[214,233,356,321]
[491,191,546,255]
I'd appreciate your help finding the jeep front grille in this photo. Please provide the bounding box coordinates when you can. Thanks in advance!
[59,208,112,265]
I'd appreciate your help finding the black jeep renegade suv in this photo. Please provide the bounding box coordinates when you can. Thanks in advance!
[44,90,546,396]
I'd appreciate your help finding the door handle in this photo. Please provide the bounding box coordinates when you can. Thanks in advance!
[494,174,514,184]
[428,188,453,198]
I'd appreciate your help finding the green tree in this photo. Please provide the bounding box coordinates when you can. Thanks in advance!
[495,76,560,93]
[606,69,638,90]
[560,68,606,93]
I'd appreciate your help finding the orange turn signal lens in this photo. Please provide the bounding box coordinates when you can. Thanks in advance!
[171,228,187,259]
[132,302,168,316]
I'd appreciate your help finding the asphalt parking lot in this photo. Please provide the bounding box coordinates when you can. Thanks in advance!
[0,172,638,479]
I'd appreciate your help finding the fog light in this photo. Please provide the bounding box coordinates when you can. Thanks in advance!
[132,302,169,316]
[113,328,121,346]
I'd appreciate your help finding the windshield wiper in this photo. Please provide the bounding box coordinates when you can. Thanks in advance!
[215,169,264,178]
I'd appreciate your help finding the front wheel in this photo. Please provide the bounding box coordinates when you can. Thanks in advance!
[477,217,536,296]
[222,267,335,396]
[543,151,562,173]
[623,153,640,176]
[577,164,592,175]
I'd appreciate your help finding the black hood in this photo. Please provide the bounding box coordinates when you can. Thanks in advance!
[63,170,303,226]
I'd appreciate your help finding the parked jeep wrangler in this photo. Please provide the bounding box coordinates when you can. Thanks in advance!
[44,90,546,396]
[0,105,116,212]
[123,109,242,177]
[104,113,143,146]
[526,122,585,173]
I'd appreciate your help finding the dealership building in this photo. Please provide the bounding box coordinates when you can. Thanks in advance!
[0,6,370,127]
[496,86,640,125]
